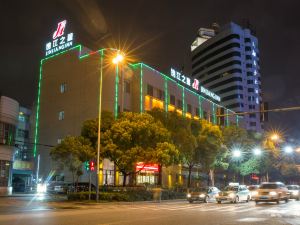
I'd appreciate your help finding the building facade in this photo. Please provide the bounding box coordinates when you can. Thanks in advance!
[12,106,34,192]
[191,22,263,132]
[0,96,19,195]
[34,45,242,187]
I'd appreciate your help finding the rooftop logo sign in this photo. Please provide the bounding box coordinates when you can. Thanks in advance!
[45,20,74,56]
[170,68,221,102]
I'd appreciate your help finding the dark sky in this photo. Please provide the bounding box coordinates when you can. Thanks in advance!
[1,0,300,138]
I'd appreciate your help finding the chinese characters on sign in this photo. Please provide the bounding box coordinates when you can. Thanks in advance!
[45,20,74,56]
[170,68,221,102]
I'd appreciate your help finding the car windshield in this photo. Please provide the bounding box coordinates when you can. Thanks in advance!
[260,183,279,189]
[193,188,208,192]
[224,186,238,191]
[287,186,299,190]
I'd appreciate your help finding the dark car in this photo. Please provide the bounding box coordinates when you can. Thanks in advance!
[287,185,300,200]
[187,187,220,203]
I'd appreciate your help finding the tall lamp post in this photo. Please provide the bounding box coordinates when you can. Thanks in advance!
[96,51,124,202]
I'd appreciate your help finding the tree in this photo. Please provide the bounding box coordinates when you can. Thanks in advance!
[102,112,179,186]
[197,120,224,186]
[50,136,95,186]
[149,108,202,188]
[81,111,114,148]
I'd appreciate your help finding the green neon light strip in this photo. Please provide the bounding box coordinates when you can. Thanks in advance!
[236,115,239,127]
[115,64,119,118]
[140,64,143,113]
[198,96,203,118]
[164,78,168,112]
[182,87,185,116]
[212,104,216,124]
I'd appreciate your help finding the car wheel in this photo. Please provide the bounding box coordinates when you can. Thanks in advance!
[255,201,259,204]
[217,201,221,204]
[276,199,280,204]
[204,196,209,203]
[285,198,288,203]
[189,200,193,203]
[246,195,250,202]
[234,196,239,204]
[297,197,300,201]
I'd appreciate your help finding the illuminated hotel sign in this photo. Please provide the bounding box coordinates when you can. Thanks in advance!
[170,68,221,102]
[45,20,74,56]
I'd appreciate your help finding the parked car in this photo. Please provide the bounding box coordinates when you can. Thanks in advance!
[247,185,259,200]
[216,184,251,204]
[253,182,289,204]
[286,185,300,200]
[187,187,220,203]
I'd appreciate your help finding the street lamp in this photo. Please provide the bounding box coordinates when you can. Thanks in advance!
[96,50,125,202]
[253,148,262,156]
[284,146,293,154]
[270,133,280,142]
[232,149,242,158]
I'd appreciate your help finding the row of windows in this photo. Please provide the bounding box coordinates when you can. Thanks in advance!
[147,84,164,101]
[201,68,242,85]
[60,81,131,94]
[226,102,244,109]
[192,42,241,69]
[192,34,240,60]
[215,85,243,95]
[193,51,241,74]
[222,94,243,102]
[207,76,243,89]
[195,60,242,77]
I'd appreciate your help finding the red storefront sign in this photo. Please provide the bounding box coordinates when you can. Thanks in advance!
[136,162,159,172]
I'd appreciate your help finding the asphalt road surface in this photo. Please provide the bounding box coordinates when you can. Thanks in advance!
[0,196,299,225]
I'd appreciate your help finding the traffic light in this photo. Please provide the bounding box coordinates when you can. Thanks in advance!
[85,161,90,171]
[89,161,95,171]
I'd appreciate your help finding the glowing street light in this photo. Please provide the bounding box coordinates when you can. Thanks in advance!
[96,50,125,202]
[270,133,279,141]
[253,148,262,156]
[284,146,293,154]
[232,149,242,158]
[112,52,124,64]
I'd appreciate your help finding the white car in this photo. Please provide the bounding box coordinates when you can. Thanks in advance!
[216,184,251,203]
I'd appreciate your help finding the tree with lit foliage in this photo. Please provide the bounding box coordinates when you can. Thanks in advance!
[197,120,224,186]
[102,112,179,186]
[50,136,95,186]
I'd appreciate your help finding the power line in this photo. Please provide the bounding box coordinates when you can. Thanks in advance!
[217,106,300,117]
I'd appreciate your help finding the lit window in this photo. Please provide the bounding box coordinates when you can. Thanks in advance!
[255,89,259,94]
[57,139,62,144]
[58,111,64,120]
[60,83,66,93]
[252,50,256,57]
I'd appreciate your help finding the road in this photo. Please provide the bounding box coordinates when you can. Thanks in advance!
[0,196,299,225]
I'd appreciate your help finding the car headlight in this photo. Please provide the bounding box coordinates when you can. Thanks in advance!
[292,191,299,195]
[270,191,277,196]
[187,193,191,198]
[215,193,219,197]
[199,194,205,198]
[229,193,235,198]
[252,191,258,196]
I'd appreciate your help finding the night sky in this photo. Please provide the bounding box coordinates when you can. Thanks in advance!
[1,0,300,138]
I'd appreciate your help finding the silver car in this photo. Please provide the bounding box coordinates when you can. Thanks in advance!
[287,185,300,200]
[216,185,251,203]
